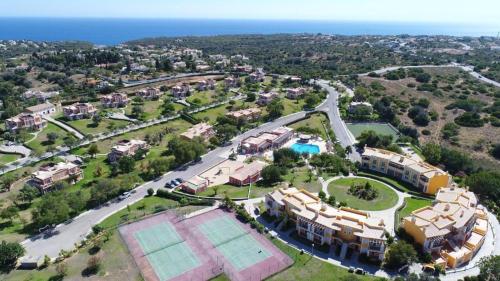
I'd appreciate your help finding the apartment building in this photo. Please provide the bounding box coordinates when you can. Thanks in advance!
[5,113,47,132]
[30,162,83,192]
[226,108,262,122]
[361,147,451,194]
[257,92,279,105]
[240,127,293,154]
[136,87,161,100]
[286,88,307,99]
[266,188,387,260]
[171,83,191,99]
[101,93,129,108]
[62,103,97,120]
[402,186,488,268]
[228,161,266,186]
[197,79,216,91]
[180,123,216,142]
[25,102,57,116]
[108,139,150,162]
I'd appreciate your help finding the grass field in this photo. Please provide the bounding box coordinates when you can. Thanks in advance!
[66,118,130,136]
[269,238,378,281]
[197,184,249,199]
[25,123,70,153]
[289,113,330,140]
[347,122,399,139]
[282,98,306,116]
[398,197,432,219]
[0,153,21,165]
[186,90,217,106]
[125,99,178,120]
[327,178,398,211]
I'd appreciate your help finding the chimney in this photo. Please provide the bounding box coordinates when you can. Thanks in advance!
[321,203,327,212]
[460,210,464,218]
[411,216,416,223]
[314,209,319,220]
[444,204,450,211]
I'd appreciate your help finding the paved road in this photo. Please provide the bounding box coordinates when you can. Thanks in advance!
[315,80,361,162]
[43,116,85,139]
[21,110,307,259]
[122,71,224,87]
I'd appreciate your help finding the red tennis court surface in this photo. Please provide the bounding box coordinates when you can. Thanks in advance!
[119,208,293,281]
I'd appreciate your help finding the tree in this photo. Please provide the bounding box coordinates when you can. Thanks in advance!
[490,144,500,160]
[92,114,102,126]
[478,255,500,281]
[147,188,154,197]
[304,94,320,109]
[118,156,136,174]
[86,255,102,275]
[266,99,284,119]
[0,206,19,223]
[421,143,441,165]
[1,174,16,192]
[0,240,25,270]
[63,135,78,148]
[56,262,68,277]
[17,184,39,204]
[383,240,418,269]
[147,158,173,178]
[318,190,326,200]
[32,193,71,228]
[167,137,206,166]
[356,130,393,150]
[327,195,336,206]
[246,92,256,102]
[132,104,144,119]
[466,171,500,202]
[215,124,239,143]
[88,144,99,158]
[273,148,300,167]
[47,132,59,144]
[261,165,282,184]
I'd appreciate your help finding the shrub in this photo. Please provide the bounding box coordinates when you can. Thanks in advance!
[147,188,155,197]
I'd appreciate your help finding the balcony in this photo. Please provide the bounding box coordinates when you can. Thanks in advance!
[369,244,382,251]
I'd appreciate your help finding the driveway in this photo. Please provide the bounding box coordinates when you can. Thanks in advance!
[43,116,85,139]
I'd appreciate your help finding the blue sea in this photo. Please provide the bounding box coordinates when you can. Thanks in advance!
[0,18,497,45]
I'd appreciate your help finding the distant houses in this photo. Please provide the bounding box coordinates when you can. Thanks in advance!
[171,83,191,99]
[226,108,261,122]
[197,79,216,91]
[224,76,239,89]
[25,102,57,117]
[249,68,265,83]
[30,162,83,192]
[286,88,307,99]
[22,90,60,101]
[257,91,279,105]
[108,139,150,162]
[136,87,161,100]
[180,123,216,142]
[62,103,97,120]
[5,113,47,132]
[101,93,129,108]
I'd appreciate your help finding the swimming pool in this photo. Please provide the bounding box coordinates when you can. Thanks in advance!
[291,143,320,155]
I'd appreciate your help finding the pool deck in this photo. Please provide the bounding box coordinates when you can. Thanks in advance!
[284,136,327,154]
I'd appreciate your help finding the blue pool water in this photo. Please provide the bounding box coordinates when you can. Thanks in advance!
[291,143,320,155]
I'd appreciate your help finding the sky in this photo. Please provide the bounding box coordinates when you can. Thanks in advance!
[0,0,499,26]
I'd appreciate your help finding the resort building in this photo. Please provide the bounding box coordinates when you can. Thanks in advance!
[180,123,216,142]
[224,76,239,89]
[286,88,307,99]
[181,175,210,194]
[240,127,293,154]
[5,113,47,132]
[233,65,253,73]
[101,93,129,108]
[136,87,161,100]
[197,79,216,91]
[25,102,57,116]
[361,147,451,195]
[62,103,97,120]
[257,92,279,105]
[173,61,187,70]
[402,186,488,269]
[30,162,83,192]
[348,102,373,114]
[228,161,266,186]
[226,108,262,122]
[249,68,265,83]
[266,188,387,260]
[108,139,150,162]
[171,83,191,99]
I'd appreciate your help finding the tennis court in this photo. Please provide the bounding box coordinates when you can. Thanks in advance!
[134,223,200,281]
[199,216,272,270]
[347,122,400,139]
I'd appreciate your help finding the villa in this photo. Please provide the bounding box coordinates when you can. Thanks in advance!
[249,68,265,82]
[286,88,307,99]
[101,93,129,108]
[257,91,279,105]
[171,83,191,99]
[240,126,293,154]
[108,139,150,162]
[266,187,387,261]
[25,102,57,116]
[30,162,83,192]
[197,79,216,91]
[136,87,161,100]
[5,113,47,132]
[361,147,451,195]
[23,90,60,101]
[228,161,266,186]
[226,108,262,122]
[62,103,97,120]
[224,76,239,88]
[402,186,488,268]
[180,122,216,142]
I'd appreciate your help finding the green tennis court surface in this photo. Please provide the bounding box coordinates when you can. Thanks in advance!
[347,122,400,139]
[134,223,200,281]
[199,216,271,270]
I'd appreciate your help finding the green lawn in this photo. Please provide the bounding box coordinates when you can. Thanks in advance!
[196,184,249,199]
[327,178,398,211]
[269,238,378,281]
[290,113,330,140]
[356,171,414,193]
[0,153,21,165]
[250,167,321,198]
[193,103,231,123]
[346,122,400,140]
[66,118,130,136]
[282,98,306,116]
[398,197,432,219]
[186,90,217,106]
[25,123,70,153]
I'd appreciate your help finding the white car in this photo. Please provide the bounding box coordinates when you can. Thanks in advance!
[118,192,131,201]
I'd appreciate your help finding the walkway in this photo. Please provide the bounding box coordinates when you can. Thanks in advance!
[43,116,85,140]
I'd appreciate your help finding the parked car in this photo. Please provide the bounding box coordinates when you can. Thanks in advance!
[164,182,173,189]
[175,178,184,183]
[355,268,365,275]
[348,266,355,273]
[118,192,131,200]
[171,180,180,186]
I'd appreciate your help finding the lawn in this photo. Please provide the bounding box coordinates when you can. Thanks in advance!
[327,178,398,211]
[196,184,249,199]
[66,118,131,136]
[290,113,330,140]
[346,122,400,140]
[398,197,432,219]
[282,98,306,116]
[126,99,168,120]
[0,153,21,165]
[268,238,378,281]
[25,123,70,153]
[250,167,322,198]
[186,90,216,106]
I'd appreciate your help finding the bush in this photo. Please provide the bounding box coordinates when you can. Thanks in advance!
[383,240,418,269]
[147,188,155,197]
[0,241,25,270]
[455,112,484,127]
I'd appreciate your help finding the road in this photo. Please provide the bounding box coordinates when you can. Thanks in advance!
[121,71,224,87]
[43,116,85,140]
[21,110,307,259]
[315,80,361,162]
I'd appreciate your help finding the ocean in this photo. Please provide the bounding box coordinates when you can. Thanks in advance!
[0,18,497,45]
